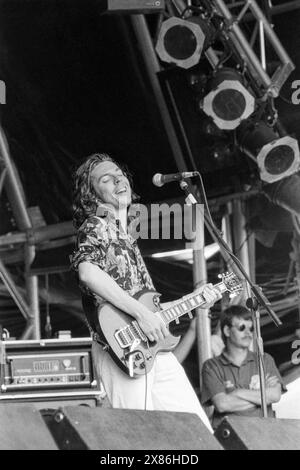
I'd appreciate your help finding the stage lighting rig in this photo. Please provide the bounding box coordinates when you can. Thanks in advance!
[155,15,215,69]
[201,68,256,130]
[203,0,295,98]
[238,121,300,184]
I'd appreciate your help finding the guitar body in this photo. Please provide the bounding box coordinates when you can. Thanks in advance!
[98,290,181,378]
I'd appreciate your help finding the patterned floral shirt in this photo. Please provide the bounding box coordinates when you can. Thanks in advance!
[70,203,155,333]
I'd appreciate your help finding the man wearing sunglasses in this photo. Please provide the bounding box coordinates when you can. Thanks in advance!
[201,305,285,429]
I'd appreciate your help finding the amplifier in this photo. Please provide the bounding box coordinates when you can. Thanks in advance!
[98,0,165,14]
[0,338,100,395]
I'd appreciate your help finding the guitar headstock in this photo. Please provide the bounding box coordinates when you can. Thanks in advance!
[218,272,243,298]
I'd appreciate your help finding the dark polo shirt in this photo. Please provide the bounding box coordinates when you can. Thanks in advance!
[201,350,285,429]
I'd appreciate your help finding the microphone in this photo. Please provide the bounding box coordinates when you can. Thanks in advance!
[152,171,198,187]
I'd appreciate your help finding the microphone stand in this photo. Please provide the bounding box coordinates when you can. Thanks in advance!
[246,297,268,417]
[179,179,281,418]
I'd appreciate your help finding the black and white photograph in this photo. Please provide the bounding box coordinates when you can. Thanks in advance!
[0,0,300,452]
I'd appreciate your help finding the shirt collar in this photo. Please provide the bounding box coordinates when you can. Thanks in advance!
[219,350,256,367]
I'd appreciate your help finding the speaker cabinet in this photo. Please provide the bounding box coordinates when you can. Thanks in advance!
[47,406,223,450]
[0,403,58,450]
[215,416,300,450]
[98,0,165,14]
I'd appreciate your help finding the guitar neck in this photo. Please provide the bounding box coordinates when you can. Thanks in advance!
[159,281,227,325]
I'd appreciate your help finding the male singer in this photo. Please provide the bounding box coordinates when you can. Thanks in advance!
[71,152,221,431]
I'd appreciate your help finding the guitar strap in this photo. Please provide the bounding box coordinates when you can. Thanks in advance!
[81,294,110,350]
[92,331,110,351]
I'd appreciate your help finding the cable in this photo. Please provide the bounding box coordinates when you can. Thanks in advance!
[142,350,149,411]
[235,229,254,257]
[44,274,52,339]
[195,172,215,227]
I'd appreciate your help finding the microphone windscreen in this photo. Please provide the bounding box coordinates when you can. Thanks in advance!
[152,173,163,187]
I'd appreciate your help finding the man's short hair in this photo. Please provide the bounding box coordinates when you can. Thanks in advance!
[220,305,252,342]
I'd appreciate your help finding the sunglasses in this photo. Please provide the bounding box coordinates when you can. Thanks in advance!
[232,324,254,333]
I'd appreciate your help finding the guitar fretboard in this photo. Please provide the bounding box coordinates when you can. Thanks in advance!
[159,281,226,325]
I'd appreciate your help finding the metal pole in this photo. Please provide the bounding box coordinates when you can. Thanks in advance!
[232,199,251,276]
[231,199,252,308]
[213,0,295,95]
[0,167,7,197]
[249,0,295,92]
[230,0,300,16]
[194,251,211,389]
[248,231,256,282]
[0,220,75,247]
[259,20,267,71]
[248,299,268,417]
[19,322,34,340]
[0,126,40,338]
[291,232,300,336]
[171,0,188,15]
[269,0,300,15]
[0,258,32,320]
[25,245,40,339]
[222,204,233,251]
[131,15,190,173]
[184,198,211,390]
[232,199,260,356]
[213,0,272,91]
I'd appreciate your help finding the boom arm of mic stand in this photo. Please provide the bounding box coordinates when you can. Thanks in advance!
[180,181,282,327]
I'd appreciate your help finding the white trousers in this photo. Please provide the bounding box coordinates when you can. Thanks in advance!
[92,342,213,433]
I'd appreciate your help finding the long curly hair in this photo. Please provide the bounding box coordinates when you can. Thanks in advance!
[72,152,137,229]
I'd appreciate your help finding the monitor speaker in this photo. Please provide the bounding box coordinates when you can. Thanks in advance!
[46,406,223,450]
[215,416,300,450]
[0,403,58,450]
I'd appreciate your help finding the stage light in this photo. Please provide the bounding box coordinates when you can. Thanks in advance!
[155,16,213,69]
[238,121,300,183]
[263,172,300,217]
[201,68,255,130]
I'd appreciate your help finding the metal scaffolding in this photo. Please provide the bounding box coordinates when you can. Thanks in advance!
[0,126,40,339]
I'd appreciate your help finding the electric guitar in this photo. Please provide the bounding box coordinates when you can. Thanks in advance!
[97,272,242,378]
